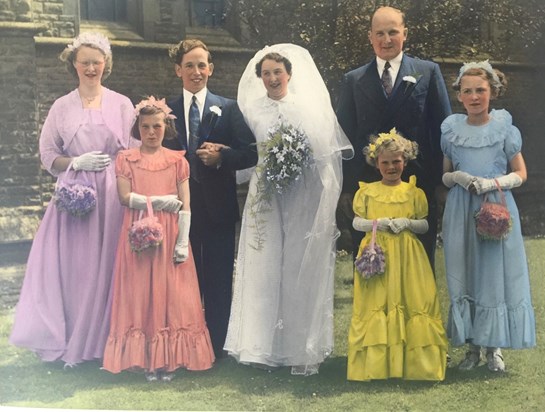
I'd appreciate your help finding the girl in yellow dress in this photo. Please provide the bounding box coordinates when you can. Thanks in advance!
[347,129,448,381]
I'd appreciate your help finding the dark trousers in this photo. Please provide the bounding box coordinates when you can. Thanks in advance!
[189,179,235,357]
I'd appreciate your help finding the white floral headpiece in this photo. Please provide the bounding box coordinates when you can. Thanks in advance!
[134,96,177,119]
[67,32,111,55]
[453,60,501,88]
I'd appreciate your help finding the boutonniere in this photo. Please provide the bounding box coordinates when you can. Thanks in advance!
[203,105,223,140]
[210,105,222,117]
[403,74,421,92]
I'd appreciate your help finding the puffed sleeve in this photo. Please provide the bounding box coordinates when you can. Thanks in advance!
[414,187,429,219]
[352,182,368,218]
[504,125,523,161]
[176,156,190,183]
[115,150,132,181]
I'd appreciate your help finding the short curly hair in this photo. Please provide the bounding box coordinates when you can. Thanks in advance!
[168,39,212,65]
[363,129,418,167]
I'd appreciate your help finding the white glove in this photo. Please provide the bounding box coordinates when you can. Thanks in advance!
[72,151,111,171]
[352,217,373,232]
[389,218,410,234]
[376,218,392,231]
[442,171,476,190]
[129,193,182,212]
[150,195,183,213]
[470,172,523,195]
[174,211,191,263]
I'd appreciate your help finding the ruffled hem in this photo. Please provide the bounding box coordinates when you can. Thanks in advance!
[447,296,536,349]
[348,305,447,381]
[441,109,512,148]
[357,175,417,203]
[102,326,215,373]
[119,147,186,172]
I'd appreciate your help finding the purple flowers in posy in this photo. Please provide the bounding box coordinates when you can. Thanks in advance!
[54,181,97,217]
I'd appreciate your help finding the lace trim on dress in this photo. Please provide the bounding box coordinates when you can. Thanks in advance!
[441,109,513,148]
[358,175,417,203]
[122,147,185,171]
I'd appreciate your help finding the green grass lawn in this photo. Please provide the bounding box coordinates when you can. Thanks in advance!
[1,239,544,411]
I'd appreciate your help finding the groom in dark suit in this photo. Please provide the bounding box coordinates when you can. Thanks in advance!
[164,39,257,358]
[336,6,451,268]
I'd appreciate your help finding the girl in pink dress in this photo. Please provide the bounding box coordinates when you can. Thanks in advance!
[102,97,214,381]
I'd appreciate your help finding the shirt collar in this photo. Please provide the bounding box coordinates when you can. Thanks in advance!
[183,87,207,105]
[376,52,403,72]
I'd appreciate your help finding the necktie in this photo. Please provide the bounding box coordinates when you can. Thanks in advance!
[188,95,200,181]
[381,61,393,96]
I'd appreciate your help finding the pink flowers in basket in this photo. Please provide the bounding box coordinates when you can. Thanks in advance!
[128,197,163,252]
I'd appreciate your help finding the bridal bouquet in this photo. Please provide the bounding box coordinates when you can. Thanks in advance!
[247,120,313,250]
[261,121,313,194]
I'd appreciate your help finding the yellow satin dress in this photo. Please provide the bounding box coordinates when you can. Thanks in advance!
[347,176,448,381]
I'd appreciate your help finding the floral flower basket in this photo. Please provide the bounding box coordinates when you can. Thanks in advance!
[355,220,386,279]
[54,165,97,217]
[129,196,163,252]
[474,179,511,240]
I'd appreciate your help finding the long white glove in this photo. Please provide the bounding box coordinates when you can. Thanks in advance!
[129,193,182,213]
[442,171,476,190]
[72,150,111,171]
[470,172,523,195]
[353,217,391,232]
[389,218,429,234]
[174,211,191,263]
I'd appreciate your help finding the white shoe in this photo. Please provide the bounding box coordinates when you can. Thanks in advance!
[486,348,505,372]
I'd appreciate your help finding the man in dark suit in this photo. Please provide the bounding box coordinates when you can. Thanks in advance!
[336,6,451,268]
[164,39,257,358]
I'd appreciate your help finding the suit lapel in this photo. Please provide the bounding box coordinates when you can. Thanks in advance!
[171,95,188,150]
[198,92,222,145]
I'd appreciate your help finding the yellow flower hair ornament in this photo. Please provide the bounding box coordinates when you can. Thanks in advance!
[366,128,401,159]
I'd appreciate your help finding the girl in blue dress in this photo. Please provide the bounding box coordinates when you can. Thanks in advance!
[441,61,536,372]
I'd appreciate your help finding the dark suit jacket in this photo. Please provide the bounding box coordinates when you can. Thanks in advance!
[336,54,452,195]
[164,91,257,223]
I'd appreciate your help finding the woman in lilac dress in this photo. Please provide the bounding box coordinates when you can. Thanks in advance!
[10,32,137,366]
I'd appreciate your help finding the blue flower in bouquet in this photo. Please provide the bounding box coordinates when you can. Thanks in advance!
[54,182,97,217]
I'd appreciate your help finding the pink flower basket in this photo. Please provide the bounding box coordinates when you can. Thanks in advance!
[355,219,386,279]
[474,179,512,241]
[128,196,163,252]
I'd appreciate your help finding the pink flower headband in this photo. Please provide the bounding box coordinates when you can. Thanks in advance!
[67,32,111,55]
[134,96,177,119]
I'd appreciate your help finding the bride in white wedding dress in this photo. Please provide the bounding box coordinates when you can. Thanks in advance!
[224,44,353,375]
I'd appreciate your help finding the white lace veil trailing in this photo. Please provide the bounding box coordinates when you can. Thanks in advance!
[226,44,354,369]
